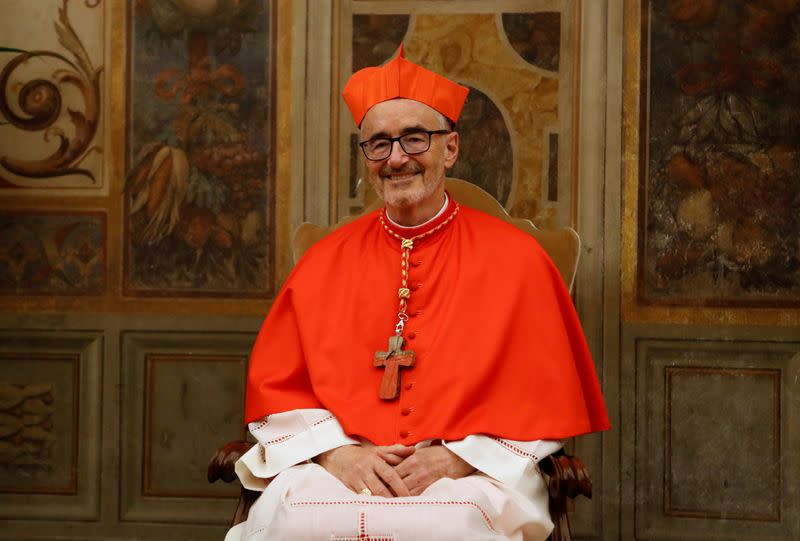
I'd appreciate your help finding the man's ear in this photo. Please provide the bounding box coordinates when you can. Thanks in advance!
[443,131,459,169]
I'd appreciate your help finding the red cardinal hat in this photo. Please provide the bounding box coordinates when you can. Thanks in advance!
[342,44,469,127]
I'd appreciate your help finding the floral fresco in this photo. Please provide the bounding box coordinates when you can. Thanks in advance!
[0,212,105,295]
[125,0,274,296]
[640,1,800,305]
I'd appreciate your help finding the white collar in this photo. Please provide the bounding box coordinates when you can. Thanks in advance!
[386,192,449,229]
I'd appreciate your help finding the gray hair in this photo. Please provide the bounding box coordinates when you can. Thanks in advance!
[433,109,450,130]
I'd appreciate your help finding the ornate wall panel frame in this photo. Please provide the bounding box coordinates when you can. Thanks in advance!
[332,0,582,231]
[119,331,251,524]
[0,0,295,315]
[628,335,799,541]
[621,0,800,326]
[0,331,103,521]
[123,0,277,298]
[0,0,108,196]
[0,210,106,296]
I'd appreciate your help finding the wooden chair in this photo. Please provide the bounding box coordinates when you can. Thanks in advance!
[208,178,593,540]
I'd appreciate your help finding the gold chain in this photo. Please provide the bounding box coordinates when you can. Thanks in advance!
[378,203,460,333]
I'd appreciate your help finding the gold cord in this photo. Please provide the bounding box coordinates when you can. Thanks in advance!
[378,204,460,325]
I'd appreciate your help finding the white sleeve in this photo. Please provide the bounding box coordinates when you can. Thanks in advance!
[235,408,359,490]
[443,436,562,498]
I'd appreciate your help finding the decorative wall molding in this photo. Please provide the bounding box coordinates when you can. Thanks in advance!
[0,353,78,495]
[142,353,247,499]
[664,365,780,521]
[330,0,579,230]
[120,330,251,524]
[630,336,799,541]
[0,331,102,521]
[0,211,106,296]
[0,0,107,195]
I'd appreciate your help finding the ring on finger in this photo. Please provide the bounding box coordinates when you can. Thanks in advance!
[359,487,372,496]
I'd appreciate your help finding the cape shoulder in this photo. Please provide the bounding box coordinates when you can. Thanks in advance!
[456,204,558,272]
[285,203,559,288]
[285,209,382,278]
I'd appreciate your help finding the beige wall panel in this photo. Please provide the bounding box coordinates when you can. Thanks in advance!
[666,367,779,520]
[120,331,252,525]
[0,332,102,521]
[144,354,246,498]
[633,337,799,541]
[0,0,108,195]
[333,0,578,230]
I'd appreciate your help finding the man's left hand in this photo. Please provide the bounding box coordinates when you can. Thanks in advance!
[380,445,476,496]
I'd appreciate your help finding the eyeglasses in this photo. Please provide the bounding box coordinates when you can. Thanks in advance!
[359,129,451,161]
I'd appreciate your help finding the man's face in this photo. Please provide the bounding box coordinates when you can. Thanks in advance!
[360,99,459,212]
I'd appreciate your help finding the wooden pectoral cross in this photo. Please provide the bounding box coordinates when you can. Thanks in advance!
[373,335,415,400]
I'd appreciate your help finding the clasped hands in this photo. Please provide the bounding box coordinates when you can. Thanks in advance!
[315,442,476,497]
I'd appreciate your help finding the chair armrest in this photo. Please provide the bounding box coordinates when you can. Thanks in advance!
[208,440,261,527]
[208,440,255,484]
[539,449,592,541]
[539,449,592,500]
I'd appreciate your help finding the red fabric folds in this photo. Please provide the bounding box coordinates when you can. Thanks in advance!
[245,196,609,445]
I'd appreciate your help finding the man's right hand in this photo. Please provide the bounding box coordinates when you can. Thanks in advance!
[315,444,415,497]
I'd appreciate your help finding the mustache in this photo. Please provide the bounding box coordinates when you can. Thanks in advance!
[380,164,422,176]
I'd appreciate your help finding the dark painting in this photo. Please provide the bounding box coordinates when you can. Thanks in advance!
[125,0,274,297]
[640,1,800,306]
[502,12,561,72]
[352,14,409,72]
[449,86,513,206]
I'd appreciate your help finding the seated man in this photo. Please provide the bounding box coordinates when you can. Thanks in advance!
[226,45,609,541]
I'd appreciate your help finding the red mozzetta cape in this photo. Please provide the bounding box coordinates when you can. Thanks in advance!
[245,196,609,445]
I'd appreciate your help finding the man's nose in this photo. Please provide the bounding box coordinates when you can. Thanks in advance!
[386,140,409,167]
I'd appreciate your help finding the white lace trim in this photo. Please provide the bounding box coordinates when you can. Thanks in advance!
[234,409,358,490]
[443,436,562,500]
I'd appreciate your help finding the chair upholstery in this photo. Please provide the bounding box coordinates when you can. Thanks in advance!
[209,178,591,540]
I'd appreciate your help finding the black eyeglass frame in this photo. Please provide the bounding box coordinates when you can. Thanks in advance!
[358,129,452,161]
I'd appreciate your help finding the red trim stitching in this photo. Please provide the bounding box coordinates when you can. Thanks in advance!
[494,438,539,461]
[331,511,396,541]
[247,526,269,539]
[257,414,335,446]
[309,415,335,428]
[288,499,497,532]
